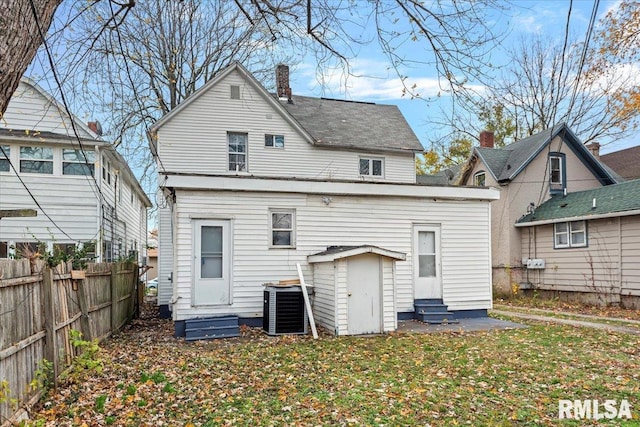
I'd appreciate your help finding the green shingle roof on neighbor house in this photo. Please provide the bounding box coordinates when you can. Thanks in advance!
[516,179,640,226]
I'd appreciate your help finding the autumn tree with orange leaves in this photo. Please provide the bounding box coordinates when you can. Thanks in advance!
[587,0,640,133]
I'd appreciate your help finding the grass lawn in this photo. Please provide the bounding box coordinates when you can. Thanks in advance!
[25,312,640,426]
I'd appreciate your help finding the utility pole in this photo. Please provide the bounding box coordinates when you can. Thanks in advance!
[0,209,37,219]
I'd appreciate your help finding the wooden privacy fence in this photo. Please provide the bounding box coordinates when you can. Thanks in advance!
[0,259,139,426]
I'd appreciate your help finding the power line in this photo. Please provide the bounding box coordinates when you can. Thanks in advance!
[0,145,79,242]
[28,0,104,204]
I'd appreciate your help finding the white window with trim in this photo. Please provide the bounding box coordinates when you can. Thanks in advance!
[269,209,295,248]
[265,134,284,148]
[228,132,247,172]
[20,146,53,174]
[63,149,95,176]
[473,171,486,186]
[554,221,587,249]
[549,153,565,193]
[359,157,384,177]
[0,145,10,172]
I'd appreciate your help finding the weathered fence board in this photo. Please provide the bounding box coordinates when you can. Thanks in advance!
[0,260,138,426]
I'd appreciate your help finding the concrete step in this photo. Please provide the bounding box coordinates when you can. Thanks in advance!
[185,316,240,341]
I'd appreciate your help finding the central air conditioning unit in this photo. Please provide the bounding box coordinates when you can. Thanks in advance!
[263,286,308,336]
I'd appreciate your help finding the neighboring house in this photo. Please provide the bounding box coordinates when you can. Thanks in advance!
[600,144,640,181]
[0,78,151,263]
[515,179,640,308]
[457,125,618,296]
[150,62,500,337]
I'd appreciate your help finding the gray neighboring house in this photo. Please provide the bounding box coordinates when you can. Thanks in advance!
[516,179,640,308]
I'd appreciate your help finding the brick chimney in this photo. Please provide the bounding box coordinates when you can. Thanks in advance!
[87,121,102,136]
[479,130,495,148]
[586,142,600,159]
[276,64,292,102]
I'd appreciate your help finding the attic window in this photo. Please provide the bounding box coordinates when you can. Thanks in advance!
[549,153,566,194]
[230,85,240,99]
[265,134,284,148]
[359,157,384,177]
[473,171,486,186]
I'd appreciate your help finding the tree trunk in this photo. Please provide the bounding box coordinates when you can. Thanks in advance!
[0,0,62,115]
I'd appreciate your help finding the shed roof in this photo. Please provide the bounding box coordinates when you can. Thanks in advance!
[516,179,640,226]
[308,245,407,263]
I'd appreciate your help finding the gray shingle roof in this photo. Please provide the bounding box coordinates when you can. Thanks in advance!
[601,145,640,180]
[473,123,616,185]
[279,96,423,153]
[517,178,640,224]
[416,163,462,185]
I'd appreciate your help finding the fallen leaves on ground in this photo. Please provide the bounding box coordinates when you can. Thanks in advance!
[24,302,640,426]
[497,296,640,321]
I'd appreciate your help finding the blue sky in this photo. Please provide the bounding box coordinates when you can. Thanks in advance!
[286,0,633,155]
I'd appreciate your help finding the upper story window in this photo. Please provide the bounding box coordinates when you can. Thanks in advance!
[554,221,587,249]
[265,134,284,148]
[473,171,486,186]
[228,132,248,172]
[0,145,10,172]
[230,85,240,99]
[270,209,295,248]
[549,153,566,194]
[20,146,53,174]
[63,149,95,176]
[359,157,384,177]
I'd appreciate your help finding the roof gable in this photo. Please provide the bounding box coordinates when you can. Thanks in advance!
[463,123,617,186]
[151,62,423,154]
[516,178,640,225]
[150,62,315,144]
[2,78,99,139]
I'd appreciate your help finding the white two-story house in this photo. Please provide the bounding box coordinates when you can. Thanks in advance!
[0,78,151,263]
[150,63,500,337]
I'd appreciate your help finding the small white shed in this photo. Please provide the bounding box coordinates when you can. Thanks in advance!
[308,245,406,336]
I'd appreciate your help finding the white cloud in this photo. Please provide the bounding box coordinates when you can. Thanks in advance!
[294,58,483,101]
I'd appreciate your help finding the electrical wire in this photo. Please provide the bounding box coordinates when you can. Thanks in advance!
[28,0,103,204]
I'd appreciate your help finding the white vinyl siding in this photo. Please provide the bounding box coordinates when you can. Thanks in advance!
[156,71,416,183]
[1,81,96,138]
[170,190,492,321]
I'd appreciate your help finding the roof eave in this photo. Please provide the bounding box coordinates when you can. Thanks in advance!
[515,208,640,227]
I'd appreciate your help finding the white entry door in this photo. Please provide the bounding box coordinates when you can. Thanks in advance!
[194,220,231,305]
[413,225,442,299]
[347,254,381,335]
